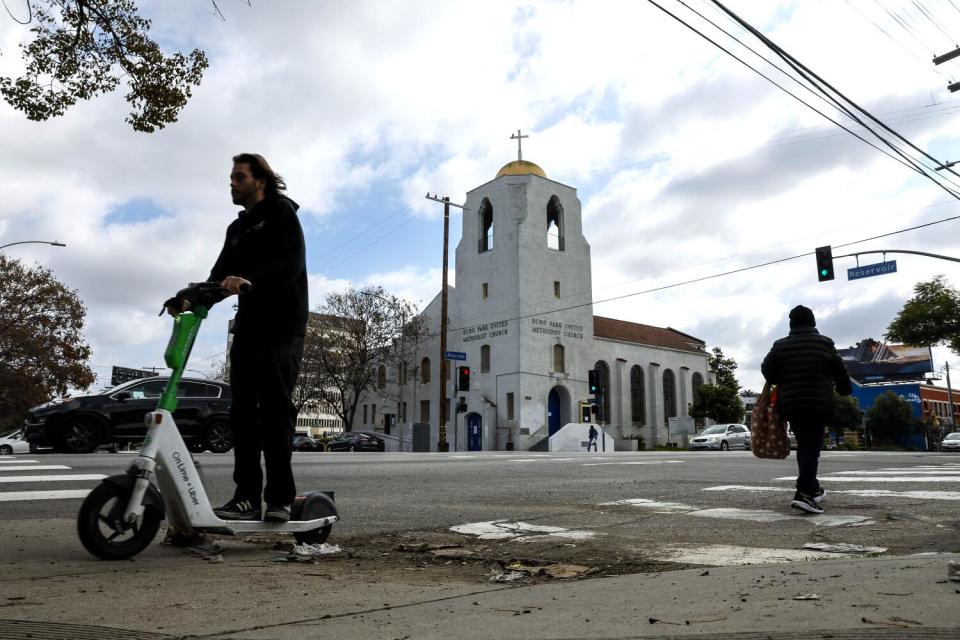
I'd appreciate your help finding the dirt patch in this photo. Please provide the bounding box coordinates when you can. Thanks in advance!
[211,527,692,586]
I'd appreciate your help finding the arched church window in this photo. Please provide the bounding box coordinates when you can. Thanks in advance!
[630,365,645,424]
[663,369,677,423]
[547,195,565,251]
[481,345,491,373]
[553,344,565,373]
[400,361,407,386]
[377,365,386,389]
[594,360,611,422]
[691,372,704,404]
[421,357,431,384]
[691,371,704,426]
[478,198,493,253]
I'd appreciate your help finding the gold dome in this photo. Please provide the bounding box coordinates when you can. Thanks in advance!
[495,159,547,179]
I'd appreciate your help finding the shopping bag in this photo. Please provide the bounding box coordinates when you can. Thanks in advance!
[751,381,790,459]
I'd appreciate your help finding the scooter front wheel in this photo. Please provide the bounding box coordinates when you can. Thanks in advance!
[77,481,162,560]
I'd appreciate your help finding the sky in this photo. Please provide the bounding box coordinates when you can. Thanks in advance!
[1,0,959,395]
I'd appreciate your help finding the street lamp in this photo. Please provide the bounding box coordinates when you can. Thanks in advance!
[0,240,66,251]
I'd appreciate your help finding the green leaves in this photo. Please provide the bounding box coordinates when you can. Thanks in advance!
[1,1,209,132]
[0,255,95,430]
[885,275,960,355]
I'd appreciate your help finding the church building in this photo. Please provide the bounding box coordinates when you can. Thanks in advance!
[357,142,711,451]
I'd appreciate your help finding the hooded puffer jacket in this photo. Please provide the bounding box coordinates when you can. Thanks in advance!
[761,326,852,421]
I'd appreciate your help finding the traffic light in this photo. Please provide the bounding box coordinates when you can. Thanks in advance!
[588,369,600,395]
[815,245,834,282]
[457,366,470,391]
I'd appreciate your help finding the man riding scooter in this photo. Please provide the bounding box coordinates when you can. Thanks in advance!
[166,153,308,523]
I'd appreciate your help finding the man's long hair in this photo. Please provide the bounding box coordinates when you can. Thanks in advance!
[233,153,287,196]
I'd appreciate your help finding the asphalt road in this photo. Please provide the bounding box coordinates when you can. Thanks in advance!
[2,449,958,565]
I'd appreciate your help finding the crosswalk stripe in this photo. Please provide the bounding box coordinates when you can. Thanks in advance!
[0,459,38,463]
[0,490,92,502]
[0,474,106,483]
[0,465,71,472]
[583,460,684,466]
[774,476,960,482]
[830,470,960,475]
[704,485,960,501]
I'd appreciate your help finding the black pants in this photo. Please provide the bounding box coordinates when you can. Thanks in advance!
[787,413,826,496]
[228,333,304,506]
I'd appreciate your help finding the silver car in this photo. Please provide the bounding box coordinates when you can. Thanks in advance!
[942,432,960,452]
[689,424,751,451]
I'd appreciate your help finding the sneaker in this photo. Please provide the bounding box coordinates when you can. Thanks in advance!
[264,504,291,523]
[813,486,826,505]
[213,498,261,521]
[791,492,824,515]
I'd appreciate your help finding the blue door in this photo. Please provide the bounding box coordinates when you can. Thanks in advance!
[548,388,561,435]
[467,413,482,451]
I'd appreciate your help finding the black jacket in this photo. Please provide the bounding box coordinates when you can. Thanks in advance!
[208,195,308,337]
[761,327,852,421]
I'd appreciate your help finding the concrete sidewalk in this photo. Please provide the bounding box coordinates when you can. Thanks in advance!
[1,519,959,639]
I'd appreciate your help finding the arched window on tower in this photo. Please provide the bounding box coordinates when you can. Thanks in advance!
[481,345,491,373]
[630,365,645,425]
[553,344,565,373]
[663,369,677,424]
[421,357,431,384]
[547,195,565,251]
[478,198,493,253]
[377,365,386,389]
[594,360,610,422]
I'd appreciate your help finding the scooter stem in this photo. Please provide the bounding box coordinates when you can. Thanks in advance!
[158,306,209,412]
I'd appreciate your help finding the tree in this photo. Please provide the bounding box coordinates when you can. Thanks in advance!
[865,391,914,444]
[885,275,960,355]
[299,287,419,432]
[1,0,209,132]
[0,255,95,430]
[689,383,744,424]
[708,347,740,391]
[831,393,863,443]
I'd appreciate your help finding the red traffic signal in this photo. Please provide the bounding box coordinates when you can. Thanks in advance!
[457,366,470,391]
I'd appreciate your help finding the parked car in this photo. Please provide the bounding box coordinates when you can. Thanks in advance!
[292,435,322,451]
[942,432,960,452]
[23,377,233,454]
[689,424,751,451]
[0,429,30,455]
[326,431,385,452]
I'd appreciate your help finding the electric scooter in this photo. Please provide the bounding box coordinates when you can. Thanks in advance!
[77,282,338,560]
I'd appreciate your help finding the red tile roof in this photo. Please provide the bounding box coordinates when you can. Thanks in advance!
[593,316,706,353]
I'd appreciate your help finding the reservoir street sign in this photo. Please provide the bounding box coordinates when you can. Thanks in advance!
[848,260,897,281]
[444,351,467,361]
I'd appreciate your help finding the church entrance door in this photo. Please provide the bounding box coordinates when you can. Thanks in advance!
[466,413,482,451]
[548,389,561,435]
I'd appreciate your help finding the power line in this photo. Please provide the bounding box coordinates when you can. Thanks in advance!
[703,0,960,197]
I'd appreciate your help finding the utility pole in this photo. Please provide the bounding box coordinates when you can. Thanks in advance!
[933,46,960,92]
[425,193,466,452]
[947,362,956,431]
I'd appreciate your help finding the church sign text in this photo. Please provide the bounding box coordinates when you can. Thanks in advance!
[530,317,584,340]
[462,320,510,343]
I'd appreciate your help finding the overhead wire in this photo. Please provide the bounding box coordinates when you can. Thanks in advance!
[701,0,960,197]
[643,0,960,198]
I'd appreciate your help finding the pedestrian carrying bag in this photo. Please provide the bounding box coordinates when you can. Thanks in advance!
[751,382,790,459]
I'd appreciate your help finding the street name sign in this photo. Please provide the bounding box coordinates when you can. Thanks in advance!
[848,260,897,281]
[444,351,467,361]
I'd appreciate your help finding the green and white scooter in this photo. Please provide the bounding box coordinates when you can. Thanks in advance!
[77,282,337,560]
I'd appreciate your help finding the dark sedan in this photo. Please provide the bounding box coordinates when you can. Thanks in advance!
[292,435,322,451]
[23,377,233,454]
[326,431,385,452]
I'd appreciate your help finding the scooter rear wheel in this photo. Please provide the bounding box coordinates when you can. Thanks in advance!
[293,493,336,545]
[77,481,162,560]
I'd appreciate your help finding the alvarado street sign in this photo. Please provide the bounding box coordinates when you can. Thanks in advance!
[848,260,897,281]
